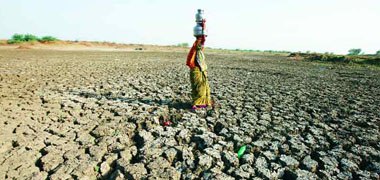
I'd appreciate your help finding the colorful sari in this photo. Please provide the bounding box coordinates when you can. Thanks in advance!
[187,39,212,107]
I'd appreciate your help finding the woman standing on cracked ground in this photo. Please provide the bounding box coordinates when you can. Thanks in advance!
[186,9,212,110]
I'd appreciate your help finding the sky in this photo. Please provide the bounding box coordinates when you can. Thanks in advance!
[0,0,379,54]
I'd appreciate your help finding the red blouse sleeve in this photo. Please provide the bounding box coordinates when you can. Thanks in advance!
[186,39,202,68]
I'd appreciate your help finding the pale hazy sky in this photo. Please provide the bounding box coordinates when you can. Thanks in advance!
[0,0,379,54]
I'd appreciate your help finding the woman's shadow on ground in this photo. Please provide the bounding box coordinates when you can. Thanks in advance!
[68,90,191,110]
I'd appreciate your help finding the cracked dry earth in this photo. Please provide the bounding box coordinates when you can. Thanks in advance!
[0,49,379,180]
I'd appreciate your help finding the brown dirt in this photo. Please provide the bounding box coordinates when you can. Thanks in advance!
[0,40,191,53]
[16,45,32,49]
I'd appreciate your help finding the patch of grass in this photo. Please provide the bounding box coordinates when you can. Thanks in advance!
[355,58,380,69]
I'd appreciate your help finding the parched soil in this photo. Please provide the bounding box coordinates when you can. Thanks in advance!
[0,49,379,180]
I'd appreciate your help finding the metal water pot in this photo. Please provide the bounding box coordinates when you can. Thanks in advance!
[193,24,207,37]
[193,9,207,37]
[195,9,205,22]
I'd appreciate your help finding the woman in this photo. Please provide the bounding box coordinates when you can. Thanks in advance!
[186,22,212,110]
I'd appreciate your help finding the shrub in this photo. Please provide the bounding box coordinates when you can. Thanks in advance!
[348,48,361,55]
[7,39,23,44]
[23,34,39,42]
[325,55,347,62]
[39,36,57,42]
[7,33,58,44]
[307,54,348,63]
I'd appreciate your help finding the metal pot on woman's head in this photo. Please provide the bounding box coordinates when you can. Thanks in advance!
[195,9,205,23]
[193,9,207,37]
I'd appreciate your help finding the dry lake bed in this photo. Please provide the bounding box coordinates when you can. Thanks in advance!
[0,49,379,180]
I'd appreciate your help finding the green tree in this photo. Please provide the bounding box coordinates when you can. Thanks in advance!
[348,48,361,55]
[7,34,24,44]
[12,34,24,41]
[376,50,380,55]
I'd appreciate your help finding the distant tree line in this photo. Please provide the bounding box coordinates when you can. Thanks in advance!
[234,49,292,53]
[176,43,189,47]
[7,34,58,44]
[235,48,380,56]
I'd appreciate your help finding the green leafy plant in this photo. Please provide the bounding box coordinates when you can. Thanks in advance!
[113,130,120,136]
[58,113,63,122]
[376,50,380,55]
